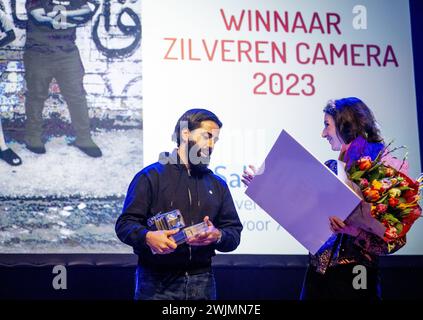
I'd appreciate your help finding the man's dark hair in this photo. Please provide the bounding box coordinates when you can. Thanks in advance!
[172,109,223,146]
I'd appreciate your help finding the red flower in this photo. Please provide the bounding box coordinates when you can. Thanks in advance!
[384,226,399,240]
[388,197,400,207]
[359,178,369,189]
[357,157,372,171]
[376,204,388,213]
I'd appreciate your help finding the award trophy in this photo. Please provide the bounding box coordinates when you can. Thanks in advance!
[147,209,209,245]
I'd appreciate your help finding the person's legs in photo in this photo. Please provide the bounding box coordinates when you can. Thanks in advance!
[23,51,53,154]
[0,119,22,166]
[53,48,102,158]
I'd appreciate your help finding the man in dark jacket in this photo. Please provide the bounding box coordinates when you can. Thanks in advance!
[116,109,243,300]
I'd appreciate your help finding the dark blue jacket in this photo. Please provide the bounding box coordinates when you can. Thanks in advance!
[115,149,243,270]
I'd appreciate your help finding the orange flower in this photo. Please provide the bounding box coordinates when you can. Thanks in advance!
[363,188,371,197]
[365,189,380,202]
[357,156,372,171]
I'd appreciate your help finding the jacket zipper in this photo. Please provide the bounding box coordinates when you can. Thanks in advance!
[187,179,192,262]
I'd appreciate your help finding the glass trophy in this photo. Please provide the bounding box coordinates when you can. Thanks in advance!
[147,209,210,245]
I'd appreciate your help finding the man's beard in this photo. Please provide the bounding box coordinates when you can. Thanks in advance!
[186,140,212,176]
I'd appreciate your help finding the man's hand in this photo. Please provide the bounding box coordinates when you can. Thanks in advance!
[145,229,179,254]
[187,216,222,246]
[329,216,360,237]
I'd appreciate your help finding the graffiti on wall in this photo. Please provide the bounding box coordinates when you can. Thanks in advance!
[1,0,142,137]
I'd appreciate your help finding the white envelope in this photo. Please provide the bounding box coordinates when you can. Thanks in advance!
[245,130,362,254]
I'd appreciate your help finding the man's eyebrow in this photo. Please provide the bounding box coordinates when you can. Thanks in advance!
[202,131,214,138]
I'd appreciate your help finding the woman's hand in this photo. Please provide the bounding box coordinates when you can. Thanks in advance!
[241,165,257,187]
[329,216,360,237]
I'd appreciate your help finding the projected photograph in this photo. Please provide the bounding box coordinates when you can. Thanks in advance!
[0,0,141,253]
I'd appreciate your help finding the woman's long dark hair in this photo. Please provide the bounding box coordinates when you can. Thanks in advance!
[323,97,383,144]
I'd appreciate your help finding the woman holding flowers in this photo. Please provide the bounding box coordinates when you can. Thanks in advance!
[243,97,420,300]
[301,97,408,300]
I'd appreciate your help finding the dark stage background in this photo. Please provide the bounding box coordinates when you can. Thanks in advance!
[1,0,423,300]
[1,255,423,300]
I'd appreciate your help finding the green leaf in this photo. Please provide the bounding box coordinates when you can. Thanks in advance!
[368,163,383,173]
[400,209,411,217]
[376,194,389,204]
[398,197,406,204]
[349,166,357,175]
[368,171,382,182]
[350,171,365,180]
[382,213,400,224]
[396,223,403,234]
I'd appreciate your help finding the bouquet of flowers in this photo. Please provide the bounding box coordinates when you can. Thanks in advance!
[347,144,422,243]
